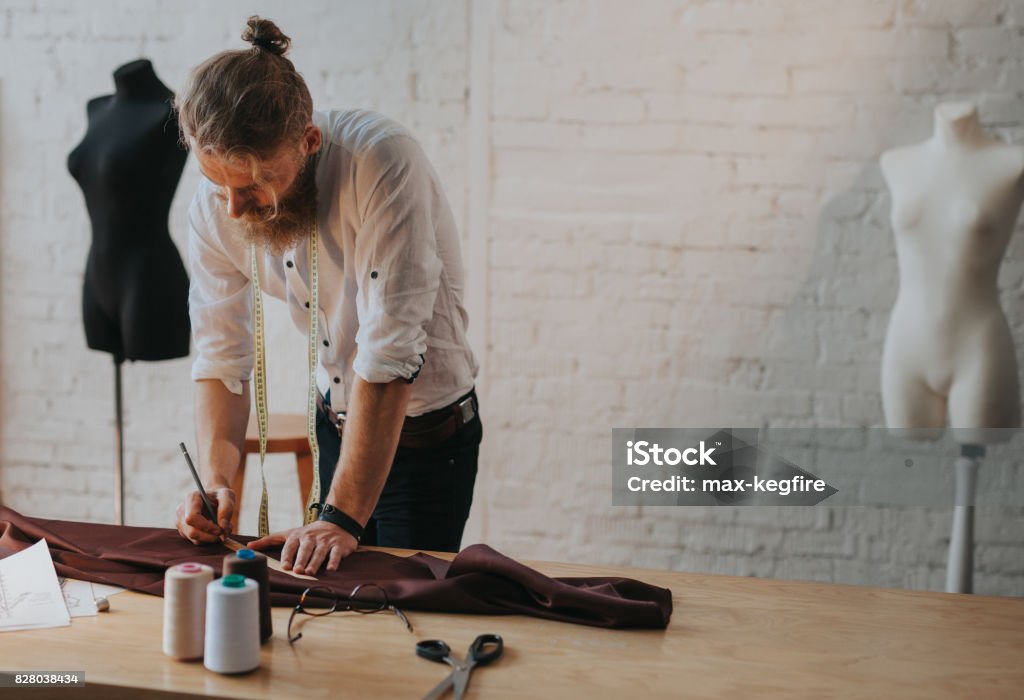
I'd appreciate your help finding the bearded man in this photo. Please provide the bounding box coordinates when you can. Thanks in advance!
[173,17,481,576]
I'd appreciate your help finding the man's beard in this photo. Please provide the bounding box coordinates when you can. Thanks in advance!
[239,155,318,256]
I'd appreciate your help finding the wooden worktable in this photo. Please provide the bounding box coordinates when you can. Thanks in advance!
[2,550,1022,699]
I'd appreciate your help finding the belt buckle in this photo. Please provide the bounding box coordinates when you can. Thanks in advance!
[335,411,346,438]
[457,396,475,424]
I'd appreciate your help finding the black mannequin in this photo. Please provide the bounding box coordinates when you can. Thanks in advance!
[68,59,190,361]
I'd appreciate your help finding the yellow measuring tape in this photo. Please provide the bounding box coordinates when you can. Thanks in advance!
[249,224,323,538]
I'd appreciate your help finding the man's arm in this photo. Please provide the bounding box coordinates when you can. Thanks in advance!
[178,187,256,544]
[325,375,411,522]
[250,376,411,575]
[175,379,249,543]
[195,378,250,489]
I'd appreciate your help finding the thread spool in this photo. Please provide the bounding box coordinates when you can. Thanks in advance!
[223,548,272,642]
[204,574,261,674]
[163,562,214,660]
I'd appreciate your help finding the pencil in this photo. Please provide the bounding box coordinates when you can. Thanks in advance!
[178,442,220,529]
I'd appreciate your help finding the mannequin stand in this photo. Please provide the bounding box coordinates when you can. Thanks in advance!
[946,444,983,594]
[113,357,125,526]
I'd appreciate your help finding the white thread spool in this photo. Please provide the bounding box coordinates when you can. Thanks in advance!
[163,562,214,660]
[204,574,261,674]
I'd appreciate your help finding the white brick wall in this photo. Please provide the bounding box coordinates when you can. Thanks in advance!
[2,0,1023,595]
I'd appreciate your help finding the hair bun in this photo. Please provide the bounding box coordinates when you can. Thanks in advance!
[242,16,290,57]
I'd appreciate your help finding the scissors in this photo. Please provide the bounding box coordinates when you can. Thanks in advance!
[416,634,504,699]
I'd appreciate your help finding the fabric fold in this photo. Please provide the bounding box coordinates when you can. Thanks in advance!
[0,507,672,630]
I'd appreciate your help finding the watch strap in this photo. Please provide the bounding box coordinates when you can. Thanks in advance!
[314,503,364,542]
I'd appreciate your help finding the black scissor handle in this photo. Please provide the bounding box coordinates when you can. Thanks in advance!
[467,634,504,666]
[416,639,452,662]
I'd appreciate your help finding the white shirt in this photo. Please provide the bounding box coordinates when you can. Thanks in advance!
[187,109,478,416]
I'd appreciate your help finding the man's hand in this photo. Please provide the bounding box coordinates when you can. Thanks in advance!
[249,521,357,575]
[175,487,236,544]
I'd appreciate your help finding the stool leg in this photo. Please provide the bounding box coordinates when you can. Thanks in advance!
[297,451,314,514]
[230,454,246,535]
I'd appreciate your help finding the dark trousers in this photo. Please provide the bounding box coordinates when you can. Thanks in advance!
[316,390,481,552]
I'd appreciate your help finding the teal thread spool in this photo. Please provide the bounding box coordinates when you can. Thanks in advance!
[204,574,260,674]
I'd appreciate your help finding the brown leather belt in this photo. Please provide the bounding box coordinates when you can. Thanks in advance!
[316,388,478,449]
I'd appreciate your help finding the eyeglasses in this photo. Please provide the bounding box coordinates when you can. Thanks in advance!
[287,584,414,644]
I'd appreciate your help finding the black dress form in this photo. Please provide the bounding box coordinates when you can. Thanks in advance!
[68,59,190,362]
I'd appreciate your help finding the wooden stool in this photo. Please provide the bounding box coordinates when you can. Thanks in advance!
[230,414,315,534]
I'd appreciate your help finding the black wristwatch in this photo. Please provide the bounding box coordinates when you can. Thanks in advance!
[315,503,365,543]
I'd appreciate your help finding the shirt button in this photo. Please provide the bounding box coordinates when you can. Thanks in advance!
[323,340,329,347]
[286,260,294,268]
[304,301,310,308]
[333,377,341,384]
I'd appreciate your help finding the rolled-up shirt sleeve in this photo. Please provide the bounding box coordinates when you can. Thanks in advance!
[351,135,443,384]
[187,196,253,394]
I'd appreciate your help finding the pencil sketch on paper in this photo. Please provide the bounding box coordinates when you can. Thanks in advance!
[0,571,32,618]
[0,540,72,632]
[59,577,79,609]
[59,577,98,617]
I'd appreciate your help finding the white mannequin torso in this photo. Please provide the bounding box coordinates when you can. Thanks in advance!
[880,102,1024,444]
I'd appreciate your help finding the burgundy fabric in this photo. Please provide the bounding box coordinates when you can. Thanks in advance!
[0,508,672,629]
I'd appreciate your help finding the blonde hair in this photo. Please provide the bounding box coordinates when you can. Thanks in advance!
[175,16,312,174]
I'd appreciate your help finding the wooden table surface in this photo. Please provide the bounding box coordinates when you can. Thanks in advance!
[2,549,1022,699]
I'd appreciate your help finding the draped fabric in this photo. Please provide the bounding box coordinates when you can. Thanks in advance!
[0,508,672,630]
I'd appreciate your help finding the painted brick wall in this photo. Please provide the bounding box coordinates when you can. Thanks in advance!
[479,0,1024,595]
[2,0,1022,595]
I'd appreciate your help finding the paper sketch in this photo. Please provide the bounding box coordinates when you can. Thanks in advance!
[59,578,98,617]
[0,540,71,632]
